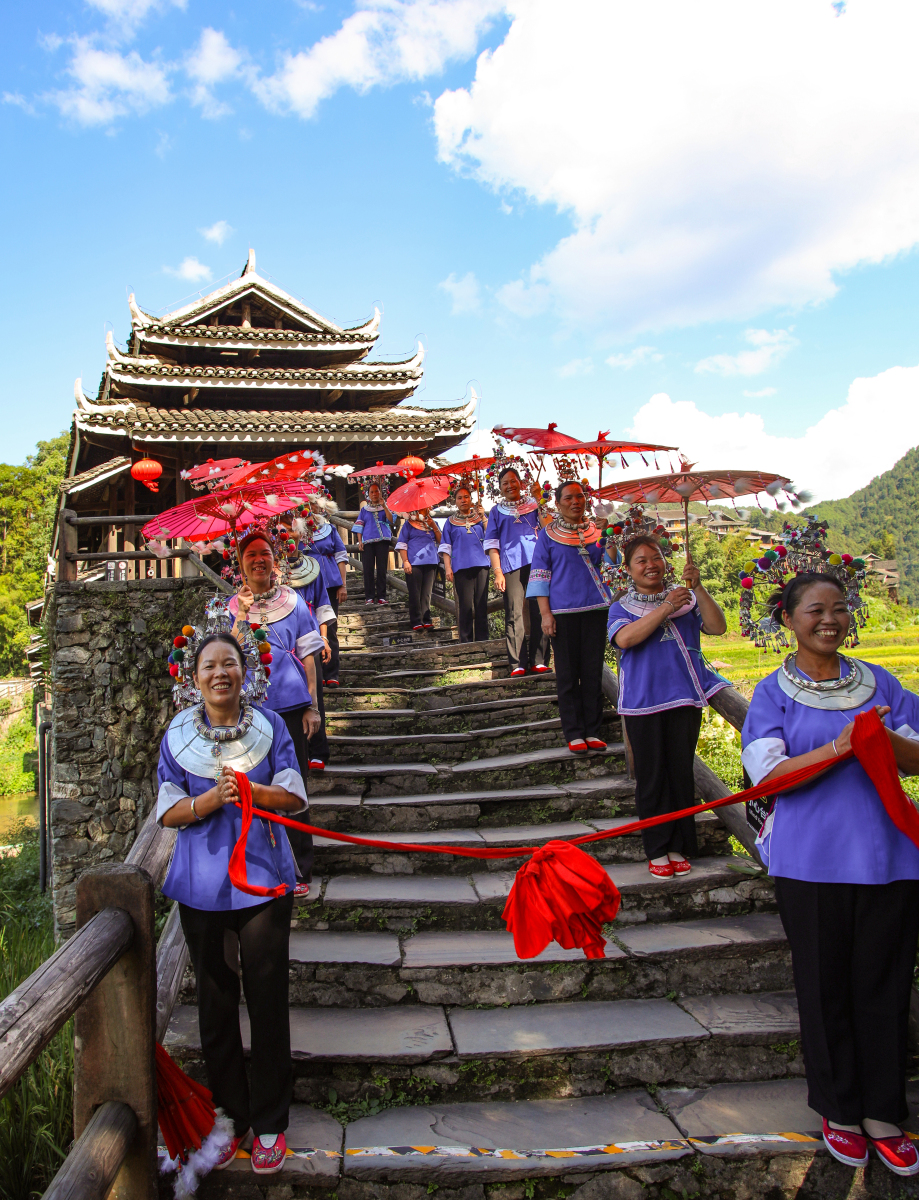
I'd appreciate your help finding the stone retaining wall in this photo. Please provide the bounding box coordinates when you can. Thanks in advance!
[49,577,212,936]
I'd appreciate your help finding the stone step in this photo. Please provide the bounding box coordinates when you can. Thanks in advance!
[307,743,627,798]
[293,856,769,932]
[275,912,790,1009]
[323,695,569,732]
[323,675,560,712]
[308,811,730,873]
[341,637,505,662]
[181,1079,837,1192]
[165,989,802,1108]
[308,777,634,833]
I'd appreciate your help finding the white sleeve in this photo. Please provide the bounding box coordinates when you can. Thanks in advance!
[296,630,325,658]
[316,603,335,625]
[439,543,452,556]
[271,768,308,812]
[395,538,408,551]
[483,537,500,551]
[894,723,919,744]
[741,737,789,786]
[156,781,188,823]
[334,550,350,564]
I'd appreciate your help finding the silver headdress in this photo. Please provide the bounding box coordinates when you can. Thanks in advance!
[168,594,270,710]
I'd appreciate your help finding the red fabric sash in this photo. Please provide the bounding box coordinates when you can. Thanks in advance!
[226,708,919,952]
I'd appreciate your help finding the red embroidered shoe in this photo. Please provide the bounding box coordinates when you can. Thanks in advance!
[568,739,589,754]
[293,882,311,899]
[670,858,692,875]
[870,1132,919,1176]
[251,1132,287,1175]
[648,861,675,878]
[586,738,608,751]
[533,664,551,673]
[413,624,424,631]
[215,1132,248,1170]
[510,667,526,676]
[324,678,340,688]
[822,1120,869,1168]
[309,758,325,771]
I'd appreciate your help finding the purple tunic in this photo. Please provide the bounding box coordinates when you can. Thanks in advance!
[526,534,612,613]
[310,523,349,589]
[484,503,540,574]
[608,595,728,715]
[741,661,919,884]
[439,518,489,571]
[228,588,323,713]
[396,522,440,567]
[352,506,393,543]
[157,707,303,910]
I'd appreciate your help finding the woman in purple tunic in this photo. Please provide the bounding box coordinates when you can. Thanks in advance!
[158,632,307,1175]
[440,485,490,642]
[742,572,919,1176]
[301,501,349,687]
[396,510,442,630]
[484,467,550,675]
[526,481,613,752]
[607,535,727,877]
[353,483,395,604]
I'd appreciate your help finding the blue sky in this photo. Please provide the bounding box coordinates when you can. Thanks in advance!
[4,0,919,500]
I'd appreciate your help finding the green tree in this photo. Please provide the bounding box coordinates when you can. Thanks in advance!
[867,531,897,559]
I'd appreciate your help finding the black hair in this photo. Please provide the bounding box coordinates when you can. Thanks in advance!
[497,466,521,486]
[454,483,472,496]
[623,534,665,567]
[767,571,846,626]
[193,633,246,673]
[238,530,277,560]
[554,480,584,505]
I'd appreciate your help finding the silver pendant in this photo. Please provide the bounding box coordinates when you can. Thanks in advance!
[776,657,877,710]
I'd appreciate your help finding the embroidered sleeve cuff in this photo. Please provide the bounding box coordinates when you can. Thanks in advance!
[741,737,789,786]
[439,545,452,556]
[395,540,408,552]
[483,538,500,551]
[296,630,325,658]
[607,618,630,642]
[352,521,364,534]
[270,768,308,812]
[156,781,188,824]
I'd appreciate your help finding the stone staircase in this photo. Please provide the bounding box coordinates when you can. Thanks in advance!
[164,594,906,1197]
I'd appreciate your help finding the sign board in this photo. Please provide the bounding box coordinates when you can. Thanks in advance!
[382,633,414,647]
[432,565,447,598]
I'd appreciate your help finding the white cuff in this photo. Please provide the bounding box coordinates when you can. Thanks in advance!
[741,737,789,786]
[483,538,500,551]
[296,630,325,658]
[334,551,350,564]
[894,723,919,743]
[439,545,452,556]
[316,603,335,625]
[157,780,188,823]
[271,768,308,812]
[395,540,408,552]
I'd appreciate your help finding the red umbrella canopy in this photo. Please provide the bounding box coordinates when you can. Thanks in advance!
[492,422,580,451]
[386,475,453,514]
[221,451,319,489]
[595,468,798,505]
[180,457,248,490]
[440,454,497,475]
[560,433,678,463]
[142,480,319,543]
[348,461,404,478]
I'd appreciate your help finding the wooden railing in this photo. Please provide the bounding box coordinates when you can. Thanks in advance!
[0,812,187,1200]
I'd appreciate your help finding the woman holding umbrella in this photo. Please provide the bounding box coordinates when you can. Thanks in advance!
[354,482,396,605]
[299,499,349,688]
[439,483,490,642]
[158,629,306,1174]
[607,535,727,876]
[396,510,442,631]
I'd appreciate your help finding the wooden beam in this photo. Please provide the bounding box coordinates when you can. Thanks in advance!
[155,905,189,1043]
[44,1101,137,1200]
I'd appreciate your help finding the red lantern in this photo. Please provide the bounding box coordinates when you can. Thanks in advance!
[396,455,425,479]
[131,457,163,492]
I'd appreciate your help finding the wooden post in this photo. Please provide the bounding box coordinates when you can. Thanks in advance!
[60,508,78,582]
[74,863,157,1200]
[124,471,136,582]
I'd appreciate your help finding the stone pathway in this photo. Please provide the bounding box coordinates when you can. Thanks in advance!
[169,595,919,1197]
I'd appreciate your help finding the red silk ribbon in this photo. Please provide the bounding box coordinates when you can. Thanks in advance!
[226,708,919,952]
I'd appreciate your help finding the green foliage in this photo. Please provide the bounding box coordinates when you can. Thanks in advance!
[0,822,73,1199]
[0,710,38,797]
[696,709,743,790]
[0,433,69,676]
[323,1075,434,1125]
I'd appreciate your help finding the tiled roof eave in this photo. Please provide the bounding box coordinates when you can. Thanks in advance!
[107,367,421,389]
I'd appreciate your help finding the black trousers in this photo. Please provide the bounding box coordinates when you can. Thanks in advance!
[281,705,315,881]
[362,542,390,602]
[503,564,550,671]
[774,876,919,1125]
[453,566,490,642]
[407,564,436,627]
[306,650,330,767]
[322,588,340,682]
[552,610,607,742]
[179,895,294,1138]
[623,705,701,859]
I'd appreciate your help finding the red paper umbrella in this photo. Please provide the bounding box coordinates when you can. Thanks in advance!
[492,422,580,451]
[348,461,404,478]
[221,451,319,489]
[555,433,680,488]
[440,454,497,474]
[595,467,800,561]
[142,480,318,543]
[180,458,247,491]
[387,475,453,514]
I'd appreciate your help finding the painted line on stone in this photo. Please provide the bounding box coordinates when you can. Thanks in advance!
[344,1140,689,1159]
[688,1132,819,1147]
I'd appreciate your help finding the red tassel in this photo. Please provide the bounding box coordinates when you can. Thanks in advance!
[851,707,919,850]
[503,840,621,960]
[228,772,287,898]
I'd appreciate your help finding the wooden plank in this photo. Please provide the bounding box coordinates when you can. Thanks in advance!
[44,1100,137,1200]
[186,550,235,594]
[75,864,157,1200]
[709,686,750,732]
[0,907,133,1099]
[693,757,764,868]
[155,904,189,1044]
[126,809,176,889]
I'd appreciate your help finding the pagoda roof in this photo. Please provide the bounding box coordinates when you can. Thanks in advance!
[135,320,379,355]
[59,455,131,494]
[74,385,476,447]
[129,250,377,336]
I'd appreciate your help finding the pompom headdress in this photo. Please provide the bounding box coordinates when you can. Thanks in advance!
[599,503,681,589]
[168,594,271,709]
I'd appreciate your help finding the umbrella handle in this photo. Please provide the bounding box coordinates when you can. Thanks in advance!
[683,501,692,566]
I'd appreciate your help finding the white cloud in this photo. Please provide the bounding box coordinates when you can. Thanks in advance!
[200,219,233,245]
[254,0,503,119]
[434,0,919,334]
[557,357,593,378]
[185,28,243,118]
[154,129,172,157]
[744,387,778,398]
[48,38,171,125]
[695,329,797,377]
[627,362,919,501]
[438,270,481,314]
[2,93,36,115]
[164,256,212,282]
[85,0,186,39]
[606,345,663,370]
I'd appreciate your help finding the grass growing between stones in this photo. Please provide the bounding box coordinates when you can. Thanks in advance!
[0,821,73,1200]
[323,1075,434,1125]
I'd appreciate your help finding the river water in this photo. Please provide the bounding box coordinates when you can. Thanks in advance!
[0,792,38,844]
